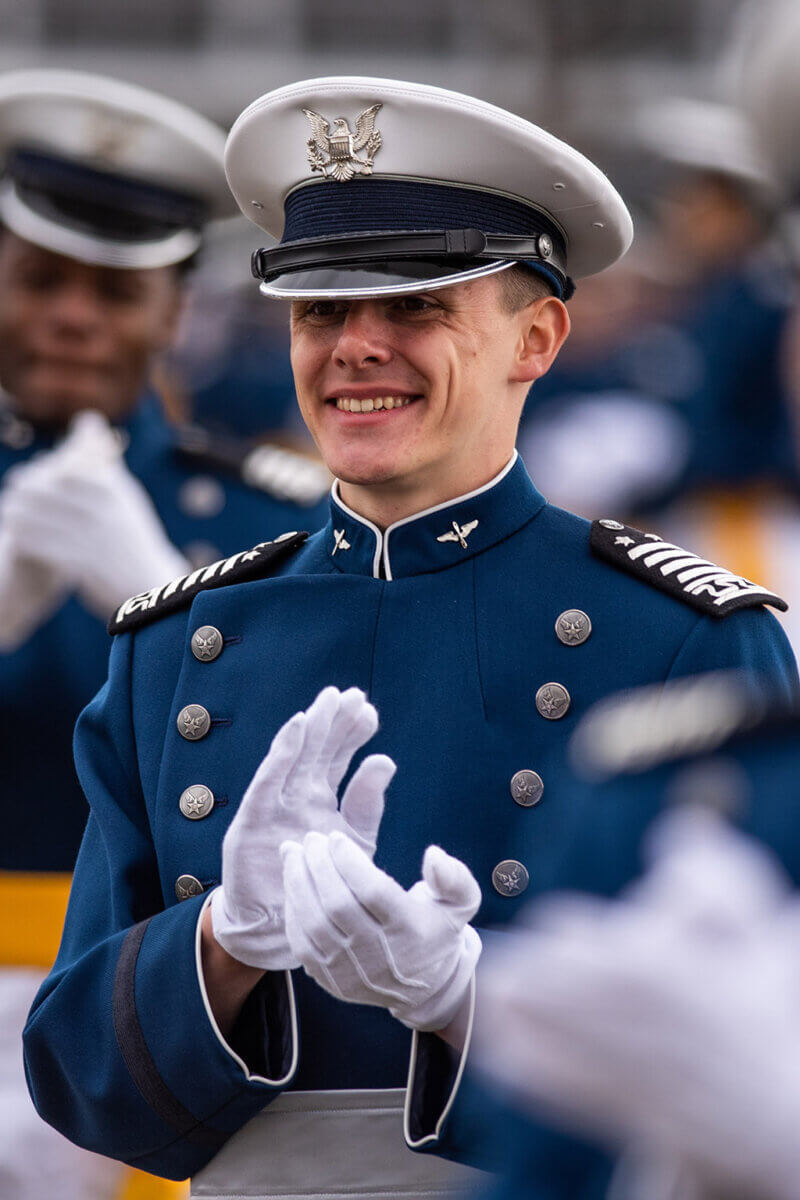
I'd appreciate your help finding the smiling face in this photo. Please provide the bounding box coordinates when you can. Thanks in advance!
[0,231,184,426]
[290,274,570,523]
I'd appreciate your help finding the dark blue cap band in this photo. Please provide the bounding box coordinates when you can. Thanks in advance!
[283,177,566,254]
[6,147,207,241]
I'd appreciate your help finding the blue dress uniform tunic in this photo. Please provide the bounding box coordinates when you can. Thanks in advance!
[0,395,329,877]
[479,690,800,1200]
[22,454,798,1181]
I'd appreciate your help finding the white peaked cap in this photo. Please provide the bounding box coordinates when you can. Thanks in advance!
[743,4,800,200]
[0,68,237,269]
[225,76,633,299]
[636,97,777,200]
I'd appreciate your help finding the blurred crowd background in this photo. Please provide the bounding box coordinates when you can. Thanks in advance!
[2,0,798,637]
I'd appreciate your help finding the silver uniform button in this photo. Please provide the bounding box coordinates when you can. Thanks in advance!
[510,770,544,807]
[492,860,530,897]
[555,609,592,646]
[191,625,223,662]
[179,475,226,519]
[536,682,571,720]
[177,704,211,740]
[599,518,625,530]
[179,784,215,820]
[175,874,204,901]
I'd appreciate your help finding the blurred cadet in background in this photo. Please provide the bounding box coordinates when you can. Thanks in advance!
[519,97,794,524]
[0,68,328,1200]
[476,673,800,1200]
[650,8,800,659]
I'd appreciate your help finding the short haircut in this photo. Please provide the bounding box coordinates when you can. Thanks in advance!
[497,265,554,312]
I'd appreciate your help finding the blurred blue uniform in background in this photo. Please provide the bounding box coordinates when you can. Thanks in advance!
[0,393,327,877]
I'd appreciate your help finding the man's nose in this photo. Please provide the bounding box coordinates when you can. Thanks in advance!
[46,283,105,333]
[332,308,392,369]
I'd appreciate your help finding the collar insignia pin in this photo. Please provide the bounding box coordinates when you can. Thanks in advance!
[304,104,383,182]
[332,528,351,556]
[437,519,479,550]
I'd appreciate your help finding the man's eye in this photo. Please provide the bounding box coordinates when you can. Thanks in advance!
[99,279,142,303]
[17,268,52,292]
[393,296,437,314]
[304,301,343,319]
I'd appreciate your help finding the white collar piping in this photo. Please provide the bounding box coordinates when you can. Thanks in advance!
[331,450,518,580]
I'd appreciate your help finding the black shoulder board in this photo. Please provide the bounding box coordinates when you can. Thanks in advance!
[109,531,308,635]
[174,424,330,507]
[590,518,788,618]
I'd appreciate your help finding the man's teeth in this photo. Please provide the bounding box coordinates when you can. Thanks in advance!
[335,396,413,412]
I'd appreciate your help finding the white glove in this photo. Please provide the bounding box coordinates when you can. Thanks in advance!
[0,526,67,650]
[281,830,482,1031]
[0,410,188,618]
[476,808,800,1200]
[211,686,396,971]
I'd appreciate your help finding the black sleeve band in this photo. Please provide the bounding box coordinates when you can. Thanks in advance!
[113,919,227,1150]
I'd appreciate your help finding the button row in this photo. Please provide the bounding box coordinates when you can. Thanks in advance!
[175,862,530,902]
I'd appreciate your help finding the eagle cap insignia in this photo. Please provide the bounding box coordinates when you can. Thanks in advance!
[303,103,383,182]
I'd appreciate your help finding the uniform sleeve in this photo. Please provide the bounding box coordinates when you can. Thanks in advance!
[22,632,298,1181]
[665,606,799,703]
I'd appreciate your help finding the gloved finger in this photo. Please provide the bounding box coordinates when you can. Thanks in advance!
[282,864,347,1001]
[324,690,380,792]
[419,845,481,924]
[340,753,396,851]
[0,477,108,532]
[315,687,366,773]
[286,686,342,788]
[326,830,408,926]
[300,830,375,937]
[0,508,82,571]
[281,839,349,965]
[292,834,428,1001]
[237,713,307,826]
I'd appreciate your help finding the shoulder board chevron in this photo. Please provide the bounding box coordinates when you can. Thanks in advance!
[109,531,308,635]
[590,519,787,618]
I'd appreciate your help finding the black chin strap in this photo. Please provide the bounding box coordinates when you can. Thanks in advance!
[251,227,573,299]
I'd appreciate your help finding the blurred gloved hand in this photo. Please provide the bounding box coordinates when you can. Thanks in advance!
[0,410,188,619]
[211,686,396,971]
[476,807,800,1200]
[282,831,482,1031]
[0,525,67,651]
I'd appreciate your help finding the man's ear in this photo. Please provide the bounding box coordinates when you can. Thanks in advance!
[509,297,571,385]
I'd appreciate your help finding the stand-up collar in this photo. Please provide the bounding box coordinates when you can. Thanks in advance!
[326,452,546,579]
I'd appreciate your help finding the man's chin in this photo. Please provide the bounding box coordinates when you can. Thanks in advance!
[13,383,130,426]
[333,462,402,488]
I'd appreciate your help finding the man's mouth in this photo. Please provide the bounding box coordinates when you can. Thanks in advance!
[330,394,419,413]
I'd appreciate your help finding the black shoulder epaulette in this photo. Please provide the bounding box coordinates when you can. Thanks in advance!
[590,518,787,618]
[109,531,308,635]
[174,424,330,507]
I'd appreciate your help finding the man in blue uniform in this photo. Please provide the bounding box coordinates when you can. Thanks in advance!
[0,69,330,875]
[0,69,328,1200]
[23,76,799,1197]
[476,673,800,1200]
